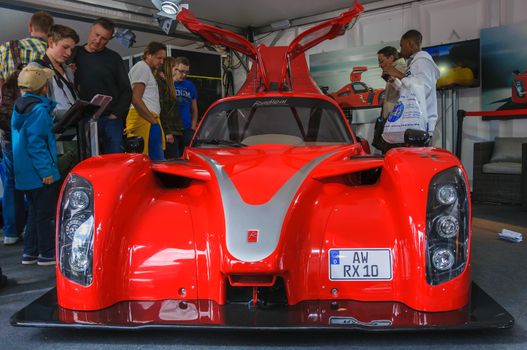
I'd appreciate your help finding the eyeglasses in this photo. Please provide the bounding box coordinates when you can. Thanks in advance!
[175,68,189,75]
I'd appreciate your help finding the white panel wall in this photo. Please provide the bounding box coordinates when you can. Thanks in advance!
[506,0,527,24]
[251,0,527,184]
[359,8,406,45]
[422,0,485,43]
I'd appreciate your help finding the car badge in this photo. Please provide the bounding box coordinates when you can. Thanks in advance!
[247,229,259,243]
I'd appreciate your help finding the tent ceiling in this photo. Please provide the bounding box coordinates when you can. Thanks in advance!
[0,0,387,38]
[119,0,382,28]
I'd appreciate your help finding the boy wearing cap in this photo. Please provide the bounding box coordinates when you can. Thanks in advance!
[11,66,60,266]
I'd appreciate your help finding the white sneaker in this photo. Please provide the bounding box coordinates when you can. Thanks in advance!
[4,236,20,245]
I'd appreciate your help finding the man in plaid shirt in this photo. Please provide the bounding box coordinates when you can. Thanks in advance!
[0,11,54,246]
[0,12,53,81]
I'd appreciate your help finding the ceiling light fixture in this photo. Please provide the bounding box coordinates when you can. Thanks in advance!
[151,0,189,20]
[161,1,179,15]
[114,28,136,48]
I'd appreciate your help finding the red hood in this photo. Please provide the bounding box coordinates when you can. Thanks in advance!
[189,145,356,205]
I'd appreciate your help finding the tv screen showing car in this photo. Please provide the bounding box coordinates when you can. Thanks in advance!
[423,39,480,90]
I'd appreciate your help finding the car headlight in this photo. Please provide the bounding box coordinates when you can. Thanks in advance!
[425,167,469,286]
[70,215,94,273]
[69,189,90,211]
[431,248,455,271]
[435,215,459,239]
[436,184,457,205]
[58,174,94,286]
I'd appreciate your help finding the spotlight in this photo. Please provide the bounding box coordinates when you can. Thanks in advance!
[161,1,180,15]
[151,0,189,20]
[114,28,136,48]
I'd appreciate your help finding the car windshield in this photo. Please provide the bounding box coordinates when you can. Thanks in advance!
[193,97,353,147]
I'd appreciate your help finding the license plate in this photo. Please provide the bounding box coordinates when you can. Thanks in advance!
[329,249,392,280]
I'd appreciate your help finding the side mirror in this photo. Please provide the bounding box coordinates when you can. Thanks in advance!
[125,136,144,153]
[404,129,430,147]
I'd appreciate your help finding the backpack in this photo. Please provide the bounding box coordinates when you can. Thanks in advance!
[0,40,23,133]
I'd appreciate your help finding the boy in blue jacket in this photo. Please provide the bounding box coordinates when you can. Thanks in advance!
[12,66,60,266]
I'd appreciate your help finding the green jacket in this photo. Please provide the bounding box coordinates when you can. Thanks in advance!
[156,77,182,135]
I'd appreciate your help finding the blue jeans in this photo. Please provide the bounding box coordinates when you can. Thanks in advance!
[148,124,164,161]
[178,128,194,156]
[164,136,180,160]
[23,181,60,259]
[1,139,26,238]
[97,116,123,154]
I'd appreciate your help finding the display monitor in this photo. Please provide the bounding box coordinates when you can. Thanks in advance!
[423,39,480,90]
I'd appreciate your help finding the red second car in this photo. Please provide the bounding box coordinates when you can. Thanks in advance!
[329,66,385,109]
[512,69,527,104]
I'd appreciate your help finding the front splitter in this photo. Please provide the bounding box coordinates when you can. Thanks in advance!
[11,283,513,331]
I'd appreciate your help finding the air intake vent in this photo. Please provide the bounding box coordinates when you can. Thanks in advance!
[226,276,287,306]
[228,274,276,287]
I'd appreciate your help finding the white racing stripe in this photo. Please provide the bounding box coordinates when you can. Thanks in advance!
[198,153,334,262]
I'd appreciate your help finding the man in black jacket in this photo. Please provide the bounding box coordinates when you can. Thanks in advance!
[73,17,132,154]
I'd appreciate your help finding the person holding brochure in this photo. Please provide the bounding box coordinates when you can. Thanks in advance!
[29,25,79,121]
[29,24,80,175]
[73,17,132,154]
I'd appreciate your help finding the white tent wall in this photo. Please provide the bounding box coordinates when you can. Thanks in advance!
[253,0,527,185]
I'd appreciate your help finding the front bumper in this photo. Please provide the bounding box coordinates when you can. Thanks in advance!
[11,283,513,331]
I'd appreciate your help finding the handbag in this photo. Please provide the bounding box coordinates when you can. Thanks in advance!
[382,78,427,144]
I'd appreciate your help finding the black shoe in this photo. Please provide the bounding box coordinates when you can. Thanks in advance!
[0,274,7,289]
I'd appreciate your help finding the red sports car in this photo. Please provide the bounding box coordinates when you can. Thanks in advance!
[12,1,512,331]
[329,66,385,109]
[512,69,527,104]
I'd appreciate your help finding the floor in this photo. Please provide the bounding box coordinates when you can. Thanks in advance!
[0,203,526,349]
